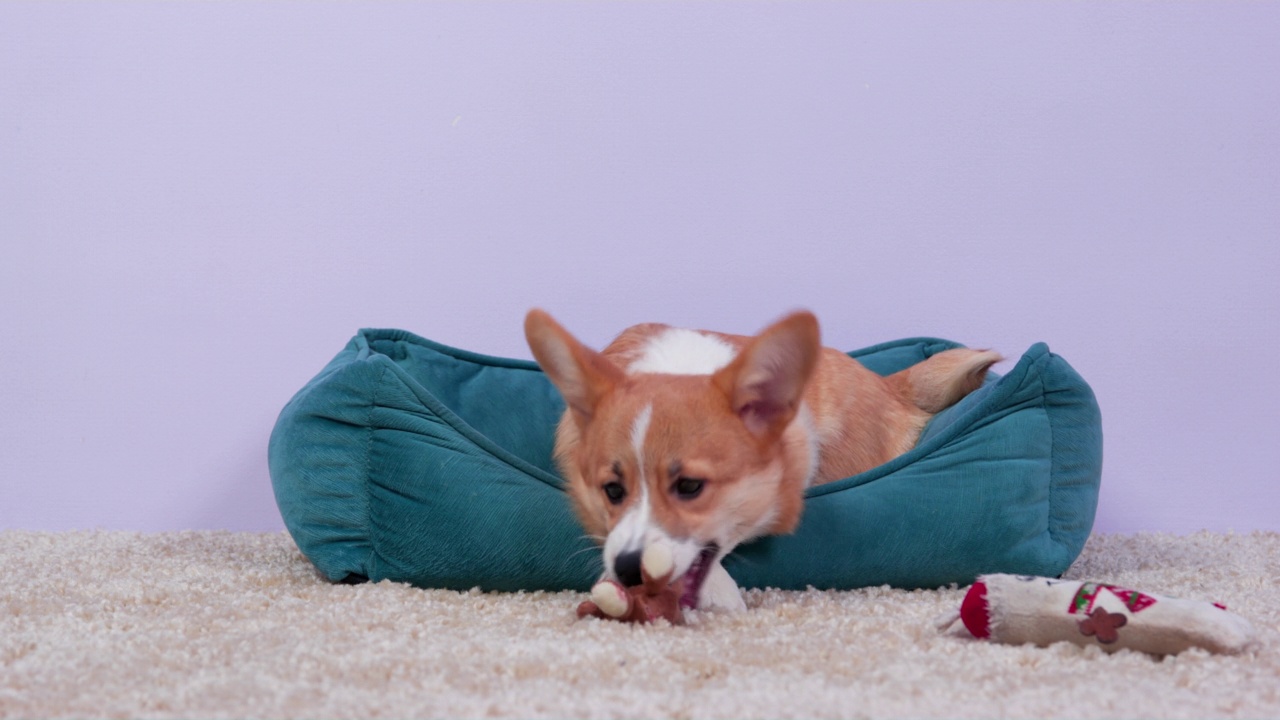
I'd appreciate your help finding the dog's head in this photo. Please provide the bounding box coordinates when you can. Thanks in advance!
[524,309,820,607]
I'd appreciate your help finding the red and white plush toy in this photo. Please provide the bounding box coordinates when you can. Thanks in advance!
[948,574,1258,656]
[576,543,685,625]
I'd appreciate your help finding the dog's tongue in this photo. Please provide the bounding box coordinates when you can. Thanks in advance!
[679,578,699,610]
[678,545,719,610]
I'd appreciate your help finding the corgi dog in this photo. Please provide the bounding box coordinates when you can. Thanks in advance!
[524,309,1000,612]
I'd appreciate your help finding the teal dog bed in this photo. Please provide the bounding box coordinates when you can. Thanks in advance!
[269,329,1102,592]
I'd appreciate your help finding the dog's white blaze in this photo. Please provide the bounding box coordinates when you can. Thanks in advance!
[630,403,653,483]
[601,403,706,584]
[602,404,655,578]
[628,328,737,376]
[630,405,707,581]
[629,404,655,554]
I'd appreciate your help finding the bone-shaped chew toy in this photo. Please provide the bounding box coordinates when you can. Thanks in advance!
[576,543,685,625]
[948,574,1259,656]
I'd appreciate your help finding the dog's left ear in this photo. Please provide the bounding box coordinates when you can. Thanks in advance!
[714,311,821,439]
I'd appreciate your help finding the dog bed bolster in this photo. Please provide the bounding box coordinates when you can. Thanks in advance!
[269,330,1102,592]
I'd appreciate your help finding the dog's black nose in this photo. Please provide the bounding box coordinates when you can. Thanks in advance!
[614,548,644,587]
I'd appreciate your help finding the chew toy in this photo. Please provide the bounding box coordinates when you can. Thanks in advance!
[948,574,1258,655]
[576,543,685,625]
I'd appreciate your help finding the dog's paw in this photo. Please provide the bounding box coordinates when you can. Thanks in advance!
[697,561,747,613]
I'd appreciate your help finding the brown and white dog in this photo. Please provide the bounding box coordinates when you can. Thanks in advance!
[524,309,999,612]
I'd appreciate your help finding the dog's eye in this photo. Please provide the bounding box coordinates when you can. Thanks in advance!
[602,481,626,505]
[673,477,705,500]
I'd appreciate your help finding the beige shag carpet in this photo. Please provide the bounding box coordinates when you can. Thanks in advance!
[2,530,1278,719]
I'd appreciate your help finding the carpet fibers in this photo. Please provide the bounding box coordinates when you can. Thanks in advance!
[2,530,1277,718]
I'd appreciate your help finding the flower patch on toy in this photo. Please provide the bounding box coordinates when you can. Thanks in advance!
[576,543,685,625]
[946,573,1258,656]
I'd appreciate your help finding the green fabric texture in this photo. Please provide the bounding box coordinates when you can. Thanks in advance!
[269,329,1102,592]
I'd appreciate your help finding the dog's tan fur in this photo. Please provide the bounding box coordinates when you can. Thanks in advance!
[526,309,999,607]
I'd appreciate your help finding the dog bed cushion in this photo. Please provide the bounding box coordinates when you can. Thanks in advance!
[269,329,1102,592]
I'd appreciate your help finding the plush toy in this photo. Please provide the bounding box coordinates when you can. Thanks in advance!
[942,573,1258,656]
[576,543,685,625]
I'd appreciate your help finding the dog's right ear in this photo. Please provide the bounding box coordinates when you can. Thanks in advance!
[713,310,821,441]
[524,309,625,427]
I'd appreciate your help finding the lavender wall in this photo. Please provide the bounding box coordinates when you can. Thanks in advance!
[3,3,1277,534]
